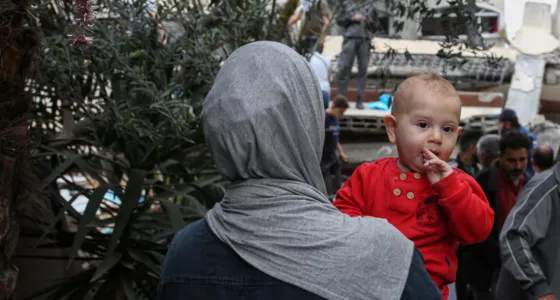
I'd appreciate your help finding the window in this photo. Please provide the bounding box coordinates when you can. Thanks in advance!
[420,3,502,41]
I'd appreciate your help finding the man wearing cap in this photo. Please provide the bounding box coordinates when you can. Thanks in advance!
[498,108,537,176]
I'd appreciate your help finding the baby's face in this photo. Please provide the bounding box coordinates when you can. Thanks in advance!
[393,88,462,172]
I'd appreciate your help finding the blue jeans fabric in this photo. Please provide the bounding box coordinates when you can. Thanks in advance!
[158,219,442,300]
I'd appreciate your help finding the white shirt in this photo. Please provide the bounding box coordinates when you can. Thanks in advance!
[127,0,157,14]
[309,52,331,92]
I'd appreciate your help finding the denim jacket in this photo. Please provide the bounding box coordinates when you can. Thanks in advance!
[158,219,442,300]
[157,219,324,299]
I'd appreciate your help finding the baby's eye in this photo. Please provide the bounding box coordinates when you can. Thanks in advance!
[417,122,428,129]
[443,127,454,133]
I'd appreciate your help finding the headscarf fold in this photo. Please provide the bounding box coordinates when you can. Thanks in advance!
[203,41,414,300]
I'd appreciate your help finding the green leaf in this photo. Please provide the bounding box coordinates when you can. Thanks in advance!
[154,175,222,197]
[74,154,107,185]
[90,216,118,227]
[91,251,123,282]
[68,184,111,267]
[122,278,138,300]
[39,155,78,189]
[148,250,166,265]
[35,190,82,247]
[129,49,144,59]
[182,194,208,216]
[105,169,146,256]
[152,229,177,241]
[159,199,185,231]
[128,249,162,275]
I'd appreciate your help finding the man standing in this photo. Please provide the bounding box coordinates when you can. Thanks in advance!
[456,131,532,300]
[532,144,555,174]
[498,108,537,175]
[449,131,483,177]
[321,95,349,198]
[335,0,378,109]
[476,134,501,170]
[287,0,332,55]
[496,161,560,300]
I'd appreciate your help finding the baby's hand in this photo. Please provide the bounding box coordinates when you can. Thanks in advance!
[423,148,453,184]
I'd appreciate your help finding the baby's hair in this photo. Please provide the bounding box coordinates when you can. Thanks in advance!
[391,72,458,115]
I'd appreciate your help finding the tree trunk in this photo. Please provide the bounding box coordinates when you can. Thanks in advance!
[0,0,41,297]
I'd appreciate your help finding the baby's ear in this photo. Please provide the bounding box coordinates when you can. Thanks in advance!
[457,126,463,136]
[384,115,397,144]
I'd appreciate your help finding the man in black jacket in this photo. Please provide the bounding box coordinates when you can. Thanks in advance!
[449,130,483,177]
[335,0,383,109]
[456,131,532,300]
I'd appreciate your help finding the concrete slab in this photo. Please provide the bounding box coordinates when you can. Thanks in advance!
[343,102,502,120]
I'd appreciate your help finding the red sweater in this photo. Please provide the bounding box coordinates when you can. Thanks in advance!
[334,158,494,299]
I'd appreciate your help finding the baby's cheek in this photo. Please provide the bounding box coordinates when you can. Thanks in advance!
[441,149,455,162]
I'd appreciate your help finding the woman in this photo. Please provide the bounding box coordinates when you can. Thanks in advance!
[157,41,442,300]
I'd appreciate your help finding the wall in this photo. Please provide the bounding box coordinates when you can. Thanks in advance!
[504,0,558,40]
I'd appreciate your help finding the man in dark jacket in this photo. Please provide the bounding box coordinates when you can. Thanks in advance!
[456,131,532,300]
[449,130,483,177]
[335,0,384,109]
[496,161,560,300]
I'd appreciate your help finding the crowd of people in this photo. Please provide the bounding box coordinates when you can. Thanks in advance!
[445,109,558,300]
[155,0,560,299]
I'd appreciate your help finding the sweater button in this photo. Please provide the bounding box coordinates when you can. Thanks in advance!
[413,173,422,179]
[399,173,407,180]
[407,192,415,200]
[393,188,401,196]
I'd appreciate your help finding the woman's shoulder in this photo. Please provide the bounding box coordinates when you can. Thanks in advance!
[160,219,328,299]
[162,219,266,279]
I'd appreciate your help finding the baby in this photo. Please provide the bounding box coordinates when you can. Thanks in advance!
[334,73,494,299]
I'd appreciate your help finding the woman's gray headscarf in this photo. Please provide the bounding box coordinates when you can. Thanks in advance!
[203,41,414,300]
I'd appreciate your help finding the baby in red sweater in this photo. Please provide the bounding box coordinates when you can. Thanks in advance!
[334,73,494,299]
